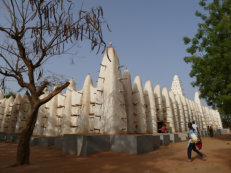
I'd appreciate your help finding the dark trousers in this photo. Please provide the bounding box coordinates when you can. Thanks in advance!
[209,130,214,137]
[187,142,203,159]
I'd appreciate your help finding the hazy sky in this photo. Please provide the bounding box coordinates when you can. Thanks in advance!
[1,0,206,103]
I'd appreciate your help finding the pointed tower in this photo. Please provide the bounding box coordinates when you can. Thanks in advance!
[89,80,97,133]
[77,74,94,133]
[132,76,147,133]
[193,101,201,129]
[34,88,50,136]
[56,91,67,135]
[154,84,163,121]
[63,79,77,134]
[144,80,157,133]
[180,96,189,130]
[43,85,59,136]
[185,98,193,123]
[169,91,180,132]
[40,88,53,136]
[67,87,81,134]
[122,69,135,133]
[175,94,186,132]
[94,46,127,134]
[162,87,175,133]
[171,75,185,96]
[189,100,197,122]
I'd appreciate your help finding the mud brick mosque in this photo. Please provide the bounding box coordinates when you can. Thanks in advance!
[0,46,222,136]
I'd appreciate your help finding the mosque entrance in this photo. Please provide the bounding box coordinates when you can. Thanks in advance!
[157,121,164,133]
[157,121,170,133]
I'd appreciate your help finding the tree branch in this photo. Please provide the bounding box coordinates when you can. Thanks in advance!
[37,80,49,97]
[39,81,70,105]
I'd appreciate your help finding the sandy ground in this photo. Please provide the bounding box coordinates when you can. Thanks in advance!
[0,134,231,173]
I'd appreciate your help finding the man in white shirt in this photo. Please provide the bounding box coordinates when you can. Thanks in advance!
[192,121,199,134]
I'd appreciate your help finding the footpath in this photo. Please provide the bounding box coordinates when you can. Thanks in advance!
[0,134,231,173]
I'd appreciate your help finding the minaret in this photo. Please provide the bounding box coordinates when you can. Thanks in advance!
[132,76,147,133]
[122,69,135,133]
[63,79,76,134]
[34,88,50,136]
[67,85,81,134]
[154,84,163,121]
[162,87,175,133]
[175,94,186,132]
[56,90,66,135]
[94,44,127,134]
[89,78,97,133]
[144,80,157,133]
[169,91,180,132]
[180,96,189,130]
[170,75,187,132]
[43,85,59,136]
[170,75,185,96]
[78,74,94,133]
[185,98,193,123]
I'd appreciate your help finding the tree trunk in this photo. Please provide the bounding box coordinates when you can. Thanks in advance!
[16,106,39,165]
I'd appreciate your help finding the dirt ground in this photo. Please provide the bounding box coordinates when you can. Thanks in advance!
[0,134,231,173]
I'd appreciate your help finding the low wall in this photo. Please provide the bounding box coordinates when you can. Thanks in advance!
[2,131,228,156]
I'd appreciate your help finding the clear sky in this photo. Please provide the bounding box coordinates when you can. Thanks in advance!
[2,0,206,104]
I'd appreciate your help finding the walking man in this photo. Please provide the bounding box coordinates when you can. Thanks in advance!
[187,122,205,162]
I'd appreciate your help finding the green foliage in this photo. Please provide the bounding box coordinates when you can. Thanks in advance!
[183,0,231,115]
[4,91,16,98]
[220,114,231,128]
[183,37,191,44]
[199,0,206,7]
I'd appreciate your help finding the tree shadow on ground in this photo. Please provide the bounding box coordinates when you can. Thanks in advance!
[0,142,167,173]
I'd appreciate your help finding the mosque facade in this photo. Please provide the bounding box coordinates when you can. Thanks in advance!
[0,47,222,136]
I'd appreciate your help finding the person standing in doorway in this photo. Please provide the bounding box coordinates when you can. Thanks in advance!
[161,123,166,133]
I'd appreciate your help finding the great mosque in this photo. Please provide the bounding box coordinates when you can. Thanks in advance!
[0,46,222,136]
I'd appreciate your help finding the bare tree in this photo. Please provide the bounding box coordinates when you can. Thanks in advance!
[0,0,108,165]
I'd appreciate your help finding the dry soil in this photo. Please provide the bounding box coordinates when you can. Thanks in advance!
[0,134,231,173]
